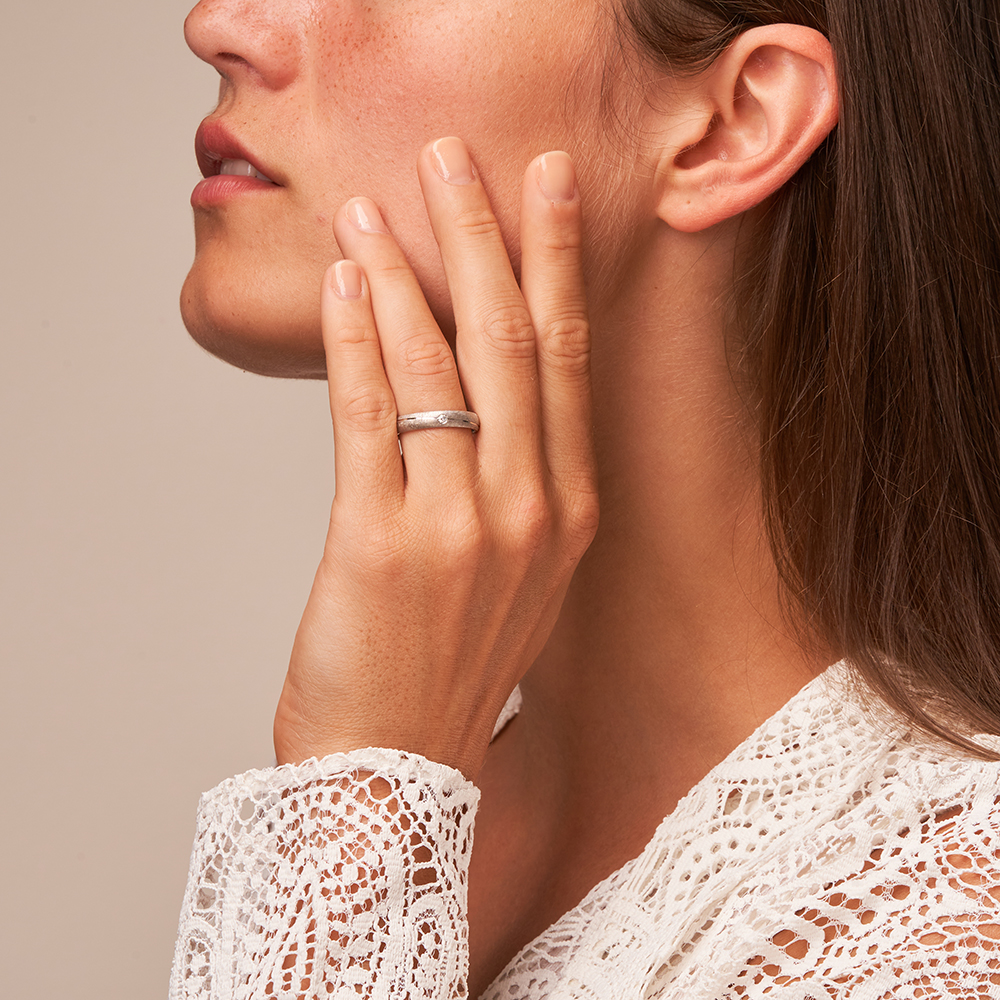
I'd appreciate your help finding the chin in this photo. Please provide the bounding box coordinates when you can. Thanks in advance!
[180,261,329,380]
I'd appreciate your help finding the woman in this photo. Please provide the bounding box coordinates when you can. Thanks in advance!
[172,0,1000,996]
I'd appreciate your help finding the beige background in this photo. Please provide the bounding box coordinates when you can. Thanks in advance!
[1,3,335,996]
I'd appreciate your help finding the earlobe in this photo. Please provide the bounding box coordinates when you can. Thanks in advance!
[657,25,839,234]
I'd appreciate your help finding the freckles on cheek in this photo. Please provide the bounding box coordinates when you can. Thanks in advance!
[312,13,506,145]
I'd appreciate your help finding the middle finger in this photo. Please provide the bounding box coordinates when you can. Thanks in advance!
[417,137,544,475]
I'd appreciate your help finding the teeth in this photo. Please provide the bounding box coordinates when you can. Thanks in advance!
[219,158,275,184]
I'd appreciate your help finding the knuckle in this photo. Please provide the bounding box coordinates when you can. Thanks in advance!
[509,488,554,549]
[398,335,456,378]
[369,257,416,284]
[341,384,396,432]
[333,319,375,349]
[539,316,591,369]
[453,205,502,242]
[418,499,487,569]
[539,230,584,256]
[449,519,488,568]
[447,496,487,547]
[475,302,537,359]
[563,486,600,549]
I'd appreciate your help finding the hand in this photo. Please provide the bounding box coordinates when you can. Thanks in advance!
[273,138,598,780]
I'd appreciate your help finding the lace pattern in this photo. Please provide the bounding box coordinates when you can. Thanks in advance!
[171,666,1000,999]
[483,665,1000,999]
[169,748,478,999]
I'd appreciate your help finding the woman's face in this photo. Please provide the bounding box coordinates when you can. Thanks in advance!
[182,0,630,377]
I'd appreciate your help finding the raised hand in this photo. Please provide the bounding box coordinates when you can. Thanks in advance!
[273,138,598,780]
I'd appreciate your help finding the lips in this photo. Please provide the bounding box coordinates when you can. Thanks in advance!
[195,119,282,186]
[191,118,284,209]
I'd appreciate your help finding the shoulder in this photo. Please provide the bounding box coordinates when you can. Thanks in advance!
[688,666,1000,999]
[725,735,1000,998]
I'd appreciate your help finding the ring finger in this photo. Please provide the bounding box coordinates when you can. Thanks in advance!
[333,196,478,484]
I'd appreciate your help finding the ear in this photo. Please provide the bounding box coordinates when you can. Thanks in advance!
[656,24,838,233]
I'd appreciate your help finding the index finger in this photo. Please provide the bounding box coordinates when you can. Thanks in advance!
[321,259,404,510]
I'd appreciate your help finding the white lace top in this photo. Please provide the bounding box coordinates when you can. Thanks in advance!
[170,663,1000,998]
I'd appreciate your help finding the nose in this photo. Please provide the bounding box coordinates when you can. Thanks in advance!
[184,0,303,91]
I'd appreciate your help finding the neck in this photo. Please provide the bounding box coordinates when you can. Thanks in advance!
[520,218,834,808]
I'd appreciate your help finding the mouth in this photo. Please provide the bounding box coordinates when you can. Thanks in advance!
[217,158,277,184]
[195,119,282,187]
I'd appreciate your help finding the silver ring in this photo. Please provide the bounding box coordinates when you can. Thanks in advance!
[396,410,480,435]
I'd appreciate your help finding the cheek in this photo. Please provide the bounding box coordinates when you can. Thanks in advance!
[312,17,472,135]
[307,14,606,289]
[312,12,596,181]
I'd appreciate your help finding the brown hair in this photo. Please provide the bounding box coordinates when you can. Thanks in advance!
[618,0,1000,756]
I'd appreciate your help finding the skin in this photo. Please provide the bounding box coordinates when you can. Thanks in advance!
[182,0,616,375]
[184,0,840,992]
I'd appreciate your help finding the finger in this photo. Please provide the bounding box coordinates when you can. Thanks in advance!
[416,138,543,472]
[322,259,404,509]
[333,197,478,483]
[518,152,595,493]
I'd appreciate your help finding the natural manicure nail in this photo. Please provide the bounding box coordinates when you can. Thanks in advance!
[537,151,576,203]
[333,260,363,299]
[345,197,388,233]
[431,137,476,185]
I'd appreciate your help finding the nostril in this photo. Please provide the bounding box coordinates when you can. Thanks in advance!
[215,51,267,87]
[184,2,301,90]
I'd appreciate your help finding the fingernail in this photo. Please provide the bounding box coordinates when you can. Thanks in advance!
[537,151,576,203]
[345,197,388,233]
[431,137,476,185]
[333,259,363,299]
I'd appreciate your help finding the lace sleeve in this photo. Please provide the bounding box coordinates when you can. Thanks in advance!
[169,748,480,1000]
